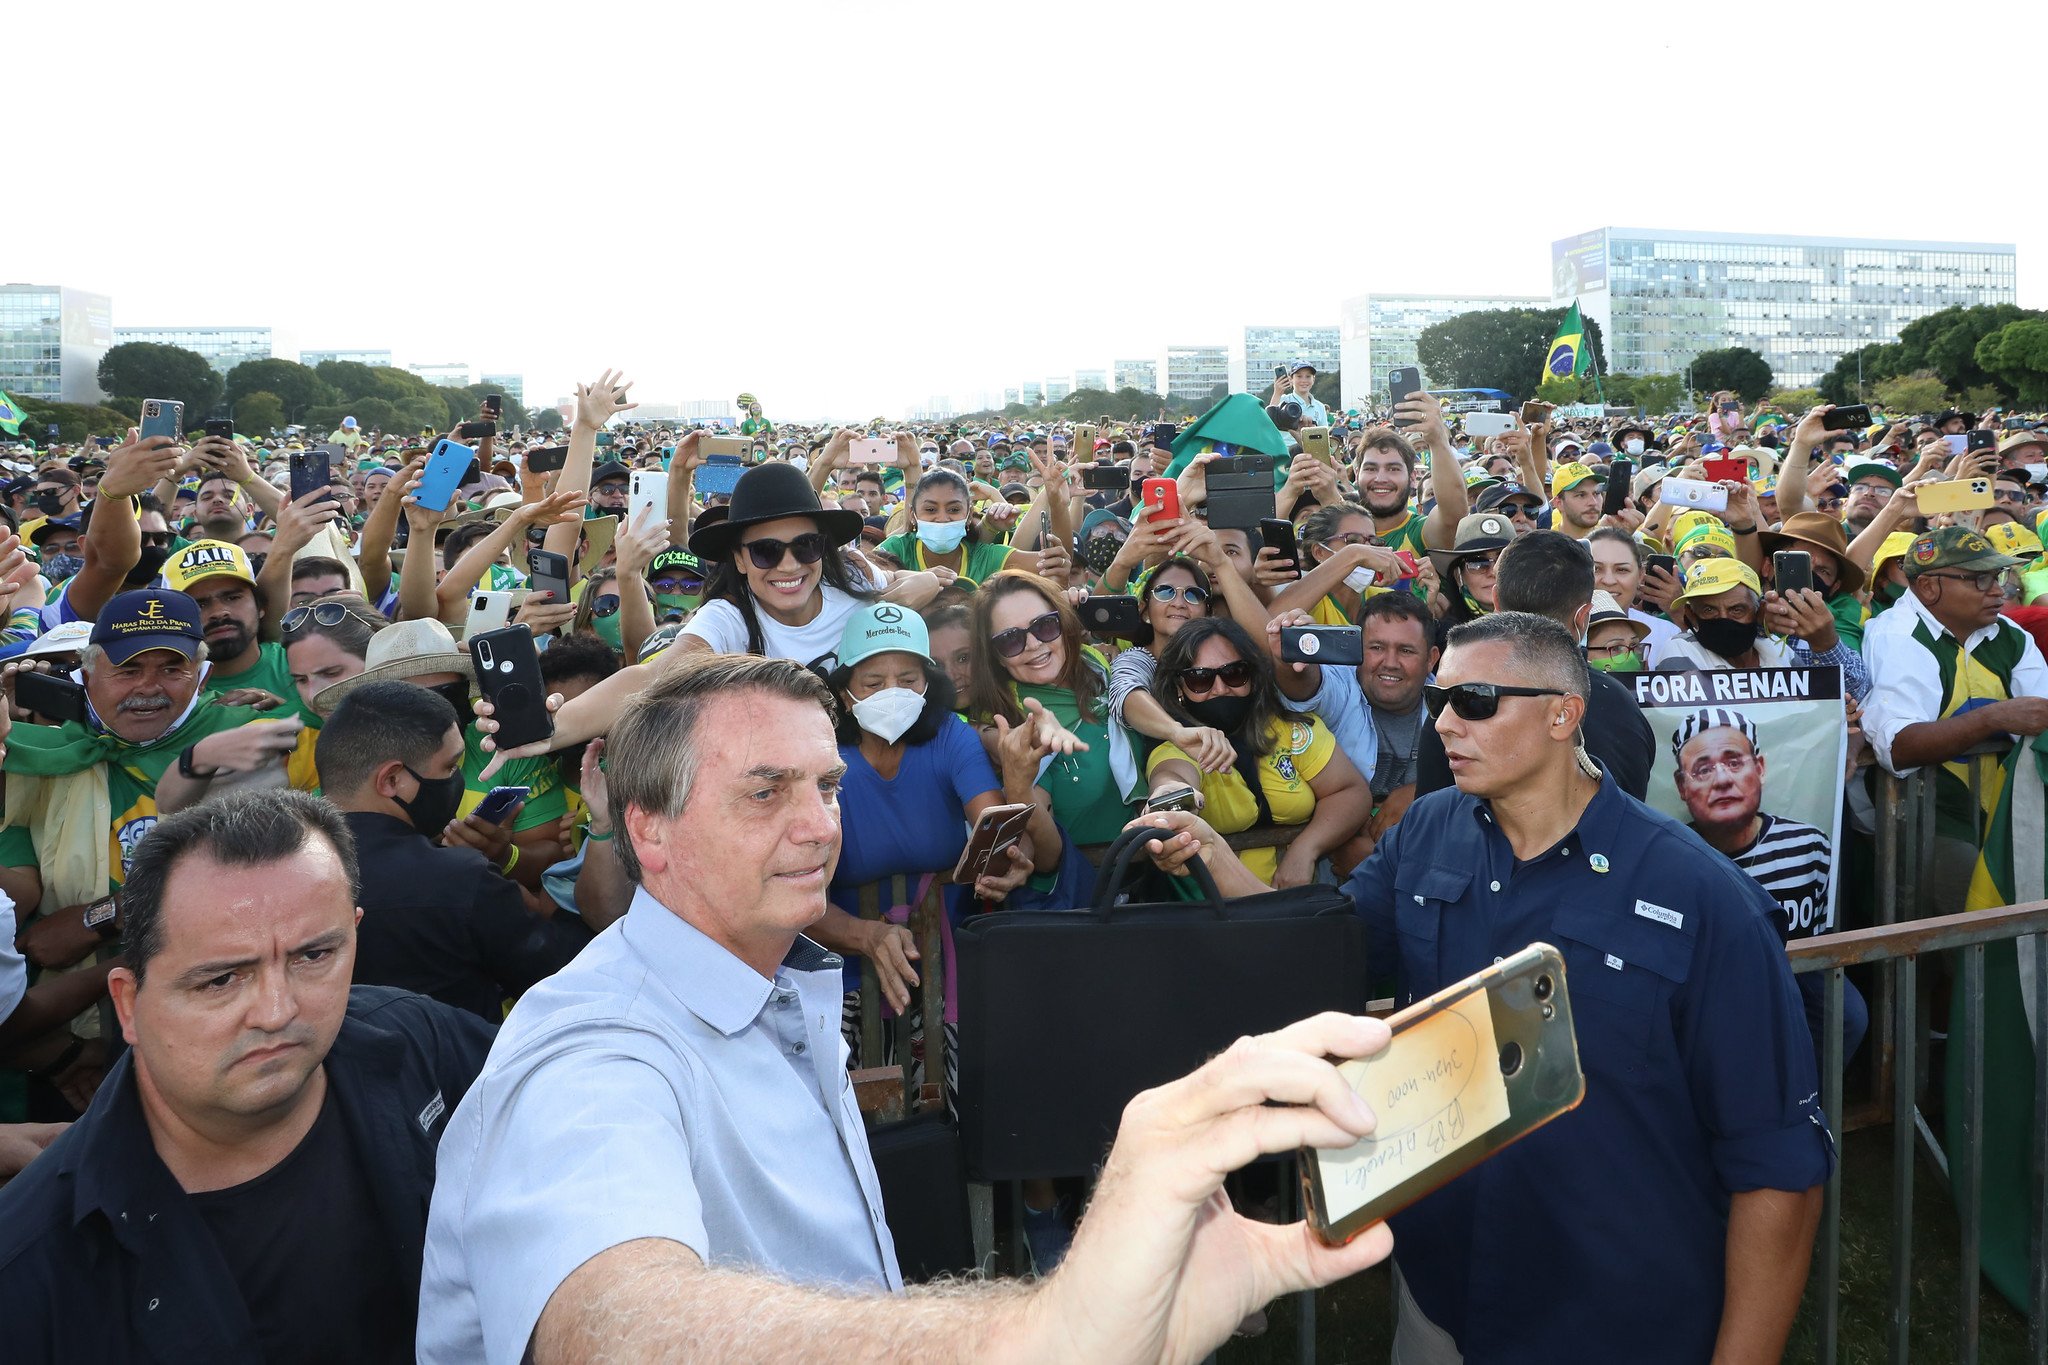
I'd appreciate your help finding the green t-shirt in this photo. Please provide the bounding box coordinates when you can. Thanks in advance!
[874,532,1015,586]
[1013,681,1130,846]
[460,725,566,832]
[204,641,317,726]
[1829,591,1868,652]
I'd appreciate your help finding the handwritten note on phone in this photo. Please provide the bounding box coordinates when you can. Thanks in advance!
[1318,991,1512,1225]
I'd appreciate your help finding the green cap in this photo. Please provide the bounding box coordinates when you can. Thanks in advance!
[1904,526,2021,579]
[648,546,702,577]
[837,602,930,668]
[1846,459,1901,489]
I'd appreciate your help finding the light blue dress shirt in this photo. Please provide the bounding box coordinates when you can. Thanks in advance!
[418,887,901,1364]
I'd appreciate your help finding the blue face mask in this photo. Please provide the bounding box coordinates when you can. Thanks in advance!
[41,553,83,583]
[916,519,969,554]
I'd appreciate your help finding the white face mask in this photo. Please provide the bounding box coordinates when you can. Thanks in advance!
[1344,566,1378,593]
[850,686,926,744]
[1625,439,1645,457]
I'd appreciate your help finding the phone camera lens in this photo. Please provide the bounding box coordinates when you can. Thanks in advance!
[1533,974,1553,1001]
[1498,1041,1524,1077]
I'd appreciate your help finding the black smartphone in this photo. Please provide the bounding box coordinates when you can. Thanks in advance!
[1719,401,1739,416]
[16,671,89,726]
[471,624,554,751]
[1079,594,1145,636]
[1645,553,1679,581]
[526,445,570,473]
[527,549,572,602]
[455,420,497,441]
[1205,456,1278,531]
[1968,429,1997,452]
[1602,459,1632,516]
[1822,404,1870,431]
[1772,550,1814,596]
[1080,461,1129,491]
[481,395,504,419]
[1275,365,1290,380]
[289,447,333,504]
[1280,625,1364,666]
[2009,417,2030,432]
[203,418,234,441]
[1387,366,1423,425]
[1258,517,1302,578]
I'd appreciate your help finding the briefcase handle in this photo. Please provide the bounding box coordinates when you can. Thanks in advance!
[1089,823,1229,917]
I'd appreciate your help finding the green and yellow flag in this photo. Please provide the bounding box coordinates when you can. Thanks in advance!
[0,391,24,436]
[1543,303,1590,385]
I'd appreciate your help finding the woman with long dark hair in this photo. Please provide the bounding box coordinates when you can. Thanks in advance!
[1143,617,1371,888]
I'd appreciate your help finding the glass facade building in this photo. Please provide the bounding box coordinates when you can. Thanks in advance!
[408,362,472,388]
[302,349,394,367]
[1,284,113,404]
[1164,345,1229,402]
[1072,368,1109,393]
[115,325,274,376]
[1113,359,1157,394]
[480,373,524,404]
[1241,325,1340,392]
[1338,293,1545,410]
[1556,228,2018,387]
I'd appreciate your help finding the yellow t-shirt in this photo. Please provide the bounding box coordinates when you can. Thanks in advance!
[1146,715,1334,884]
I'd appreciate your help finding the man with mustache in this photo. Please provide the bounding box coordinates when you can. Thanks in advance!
[0,791,497,1361]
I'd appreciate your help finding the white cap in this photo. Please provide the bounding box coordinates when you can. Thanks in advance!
[22,620,93,660]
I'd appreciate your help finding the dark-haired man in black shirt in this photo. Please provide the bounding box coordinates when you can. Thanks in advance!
[0,791,494,1363]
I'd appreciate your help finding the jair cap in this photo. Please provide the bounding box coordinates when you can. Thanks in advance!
[165,539,257,594]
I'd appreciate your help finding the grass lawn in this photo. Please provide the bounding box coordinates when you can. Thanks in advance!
[1216,1125,2031,1364]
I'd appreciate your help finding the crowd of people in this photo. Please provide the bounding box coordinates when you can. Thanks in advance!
[0,357,2042,1361]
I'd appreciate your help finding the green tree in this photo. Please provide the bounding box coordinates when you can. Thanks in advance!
[1629,373,1686,414]
[97,342,223,419]
[1897,304,2048,400]
[528,407,565,434]
[311,359,388,401]
[1816,343,1904,406]
[1768,387,1823,412]
[224,358,333,422]
[1975,320,2048,407]
[1415,307,1607,398]
[18,397,139,442]
[1872,370,1950,416]
[1311,370,1341,411]
[1535,376,1590,405]
[1002,402,1030,418]
[1687,347,1773,403]
[232,390,286,435]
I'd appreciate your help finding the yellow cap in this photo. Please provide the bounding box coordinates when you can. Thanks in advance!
[1983,521,2043,561]
[165,539,257,593]
[1550,461,1599,497]
[1669,509,1726,546]
[1674,557,1762,605]
[1872,531,1918,576]
[1676,526,1738,561]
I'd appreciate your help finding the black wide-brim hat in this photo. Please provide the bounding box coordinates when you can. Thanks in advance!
[688,461,865,562]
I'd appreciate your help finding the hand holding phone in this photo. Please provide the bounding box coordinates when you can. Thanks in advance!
[471,625,554,751]
[1141,478,1181,522]
[1771,550,1814,596]
[952,803,1035,884]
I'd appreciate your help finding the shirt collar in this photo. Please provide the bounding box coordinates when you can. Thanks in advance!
[1895,577,2007,651]
[619,886,840,1037]
[1466,764,1628,863]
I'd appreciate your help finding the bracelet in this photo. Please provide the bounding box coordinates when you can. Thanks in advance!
[500,843,522,873]
[1726,523,1758,535]
[178,744,224,780]
[584,827,614,843]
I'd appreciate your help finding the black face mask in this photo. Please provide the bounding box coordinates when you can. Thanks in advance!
[1182,693,1254,734]
[397,765,466,836]
[1693,616,1760,659]
[124,544,172,586]
[31,491,66,516]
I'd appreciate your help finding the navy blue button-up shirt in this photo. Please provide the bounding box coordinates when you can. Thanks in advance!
[1347,768,1833,1362]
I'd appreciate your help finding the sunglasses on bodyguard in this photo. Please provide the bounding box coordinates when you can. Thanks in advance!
[1423,682,1566,723]
[742,532,827,571]
[991,610,1062,659]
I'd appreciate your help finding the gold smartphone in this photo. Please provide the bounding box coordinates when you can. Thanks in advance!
[1915,477,1994,515]
[1300,426,1333,464]
[1304,942,1584,1245]
[700,435,750,460]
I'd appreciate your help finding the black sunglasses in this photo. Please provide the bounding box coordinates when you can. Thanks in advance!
[1423,682,1566,722]
[991,610,1062,659]
[282,600,377,637]
[1180,659,1254,695]
[139,532,173,548]
[742,532,827,571]
[591,594,622,618]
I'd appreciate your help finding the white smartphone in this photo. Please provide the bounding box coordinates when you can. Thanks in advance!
[1658,477,1729,513]
[1463,413,1517,438]
[628,470,669,529]
[464,589,517,639]
[1944,433,1970,456]
[849,437,894,464]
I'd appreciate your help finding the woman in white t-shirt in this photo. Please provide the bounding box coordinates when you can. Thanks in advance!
[678,463,879,671]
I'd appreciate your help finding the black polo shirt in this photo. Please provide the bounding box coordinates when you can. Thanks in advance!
[344,810,591,1021]
[1414,667,1655,800]
[0,986,494,1363]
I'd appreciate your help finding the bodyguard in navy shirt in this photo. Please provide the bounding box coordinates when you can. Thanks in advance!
[1130,613,1832,1363]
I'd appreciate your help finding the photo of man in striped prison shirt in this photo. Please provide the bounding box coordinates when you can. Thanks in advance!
[1671,707,1835,939]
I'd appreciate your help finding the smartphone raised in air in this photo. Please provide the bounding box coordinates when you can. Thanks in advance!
[1280,625,1364,666]
[470,624,553,751]
[139,399,184,443]
[1772,550,1814,596]
[1387,367,1423,425]
[415,439,475,513]
[1078,594,1144,637]
[1259,517,1303,578]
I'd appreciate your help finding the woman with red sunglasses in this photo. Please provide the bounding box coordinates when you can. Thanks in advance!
[1144,617,1371,888]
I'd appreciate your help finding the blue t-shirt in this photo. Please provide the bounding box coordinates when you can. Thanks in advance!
[827,713,1001,991]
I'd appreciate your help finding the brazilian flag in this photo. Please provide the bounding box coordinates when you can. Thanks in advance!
[1956,732,2048,1313]
[0,391,24,436]
[1543,303,1590,385]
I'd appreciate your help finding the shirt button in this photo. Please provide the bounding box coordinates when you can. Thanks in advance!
[793,1041,807,1054]
[1489,880,1501,892]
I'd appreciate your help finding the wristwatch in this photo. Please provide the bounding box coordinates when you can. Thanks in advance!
[178,743,223,781]
[82,894,120,941]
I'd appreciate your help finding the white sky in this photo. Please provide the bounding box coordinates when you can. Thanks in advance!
[20,0,2044,420]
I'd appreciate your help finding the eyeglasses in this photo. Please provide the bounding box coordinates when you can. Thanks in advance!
[1459,554,1500,574]
[1817,497,1845,511]
[1683,753,1756,783]
[991,610,1063,659]
[1179,659,1255,695]
[1148,583,1210,606]
[1423,682,1566,722]
[282,600,378,637]
[1320,532,1374,550]
[1584,640,1640,659]
[1921,570,2003,592]
[652,575,704,594]
[591,594,622,618]
[1995,489,2028,505]
[742,532,826,571]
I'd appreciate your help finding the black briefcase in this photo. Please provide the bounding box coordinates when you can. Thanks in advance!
[869,1112,976,1283]
[954,826,1370,1181]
